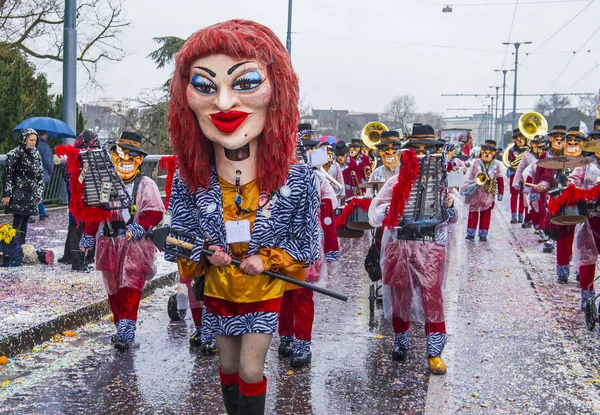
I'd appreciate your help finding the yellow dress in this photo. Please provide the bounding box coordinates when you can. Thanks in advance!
[177,177,305,305]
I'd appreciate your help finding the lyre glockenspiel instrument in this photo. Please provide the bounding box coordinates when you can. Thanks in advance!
[78,148,132,210]
[401,153,446,230]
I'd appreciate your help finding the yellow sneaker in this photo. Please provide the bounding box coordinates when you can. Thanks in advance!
[428,356,447,375]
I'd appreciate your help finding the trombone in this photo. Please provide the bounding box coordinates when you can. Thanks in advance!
[317,166,344,197]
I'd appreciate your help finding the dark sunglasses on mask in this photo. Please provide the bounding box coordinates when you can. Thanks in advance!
[379,143,402,151]
[113,148,143,158]
[481,146,496,152]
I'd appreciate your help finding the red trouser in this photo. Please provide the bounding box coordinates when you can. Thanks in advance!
[557,226,575,267]
[579,217,600,290]
[278,288,314,341]
[108,287,143,322]
[530,206,541,228]
[183,278,204,326]
[392,318,446,335]
[468,207,492,231]
[509,175,526,215]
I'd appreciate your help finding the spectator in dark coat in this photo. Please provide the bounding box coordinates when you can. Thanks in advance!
[2,129,44,245]
[35,129,54,220]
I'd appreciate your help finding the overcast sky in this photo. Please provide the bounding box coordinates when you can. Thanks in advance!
[44,0,600,118]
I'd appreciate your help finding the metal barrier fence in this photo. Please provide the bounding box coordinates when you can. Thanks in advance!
[0,154,169,205]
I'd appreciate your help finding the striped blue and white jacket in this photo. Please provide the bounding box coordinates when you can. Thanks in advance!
[166,164,321,266]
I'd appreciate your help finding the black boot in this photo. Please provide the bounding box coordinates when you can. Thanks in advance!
[238,392,266,415]
[221,383,239,415]
[202,338,218,356]
[291,352,312,367]
[391,346,409,362]
[278,337,293,357]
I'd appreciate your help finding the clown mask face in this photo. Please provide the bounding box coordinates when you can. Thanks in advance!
[378,143,401,170]
[480,147,495,163]
[112,146,143,183]
[186,54,272,150]
[326,149,334,165]
[336,154,348,166]
[548,133,565,156]
[513,135,526,148]
[361,147,370,157]
[349,145,361,159]
[445,148,457,161]
[564,135,583,157]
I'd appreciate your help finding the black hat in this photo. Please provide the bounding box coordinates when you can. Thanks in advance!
[549,125,567,136]
[402,124,444,147]
[594,118,600,130]
[298,123,314,137]
[320,141,333,150]
[566,126,586,141]
[375,131,402,148]
[334,141,349,156]
[482,139,497,150]
[381,131,400,139]
[588,130,600,140]
[512,128,523,139]
[349,138,363,147]
[113,131,147,156]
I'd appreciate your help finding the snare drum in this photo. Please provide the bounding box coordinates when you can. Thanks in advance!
[346,197,374,231]
[335,207,364,238]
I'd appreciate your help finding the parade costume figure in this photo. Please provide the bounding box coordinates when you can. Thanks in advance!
[368,131,402,184]
[321,142,345,201]
[461,140,505,241]
[568,131,600,307]
[167,20,320,415]
[335,140,364,199]
[278,131,339,367]
[516,136,547,231]
[64,130,100,271]
[78,132,164,351]
[368,124,457,375]
[506,129,528,224]
[2,129,43,246]
[349,138,372,180]
[444,142,465,173]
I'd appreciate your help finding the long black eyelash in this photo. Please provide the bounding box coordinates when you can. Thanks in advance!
[232,77,264,89]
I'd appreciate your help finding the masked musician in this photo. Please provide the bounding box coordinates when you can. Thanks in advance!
[78,131,165,351]
[513,134,546,229]
[336,140,364,199]
[506,129,528,224]
[369,131,402,182]
[460,140,505,241]
[368,124,457,375]
[166,20,320,415]
[568,130,600,307]
[444,142,465,173]
[518,136,548,232]
[277,127,339,368]
[349,137,371,180]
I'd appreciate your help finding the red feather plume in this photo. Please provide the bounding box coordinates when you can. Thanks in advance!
[334,197,372,228]
[382,149,420,230]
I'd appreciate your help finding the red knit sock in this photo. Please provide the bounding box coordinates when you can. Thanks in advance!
[239,376,267,397]
[219,366,239,386]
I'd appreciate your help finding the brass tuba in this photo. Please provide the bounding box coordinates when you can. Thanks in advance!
[518,111,548,140]
[361,121,388,149]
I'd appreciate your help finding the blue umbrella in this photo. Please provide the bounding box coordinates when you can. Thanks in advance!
[13,117,76,139]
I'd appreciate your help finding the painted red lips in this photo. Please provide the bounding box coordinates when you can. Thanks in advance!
[210,111,250,134]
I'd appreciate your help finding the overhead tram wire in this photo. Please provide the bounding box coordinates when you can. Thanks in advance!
[519,0,597,66]
[408,0,590,5]
[546,24,600,90]
[563,61,600,92]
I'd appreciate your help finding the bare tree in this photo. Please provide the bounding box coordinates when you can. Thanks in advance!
[579,95,599,117]
[0,0,130,82]
[383,94,417,128]
[413,112,445,131]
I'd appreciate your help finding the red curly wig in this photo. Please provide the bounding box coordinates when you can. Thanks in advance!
[168,19,300,194]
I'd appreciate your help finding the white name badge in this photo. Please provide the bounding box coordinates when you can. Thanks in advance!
[225,220,251,244]
[121,208,131,224]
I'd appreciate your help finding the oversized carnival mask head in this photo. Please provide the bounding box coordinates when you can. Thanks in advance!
[547,125,566,156]
[361,147,370,157]
[377,142,401,170]
[111,146,144,183]
[564,128,585,157]
[186,54,273,152]
[401,125,442,156]
[529,137,546,157]
[324,147,334,165]
[349,140,362,159]
[111,132,146,183]
[480,141,497,163]
[512,130,526,148]
[335,141,349,166]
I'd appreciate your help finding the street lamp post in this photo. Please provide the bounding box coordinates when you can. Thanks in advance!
[490,98,494,140]
[490,86,499,141]
[63,0,77,143]
[503,41,532,131]
[494,69,514,147]
[286,0,293,55]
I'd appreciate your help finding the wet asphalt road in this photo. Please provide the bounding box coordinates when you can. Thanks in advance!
[2,205,600,414]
